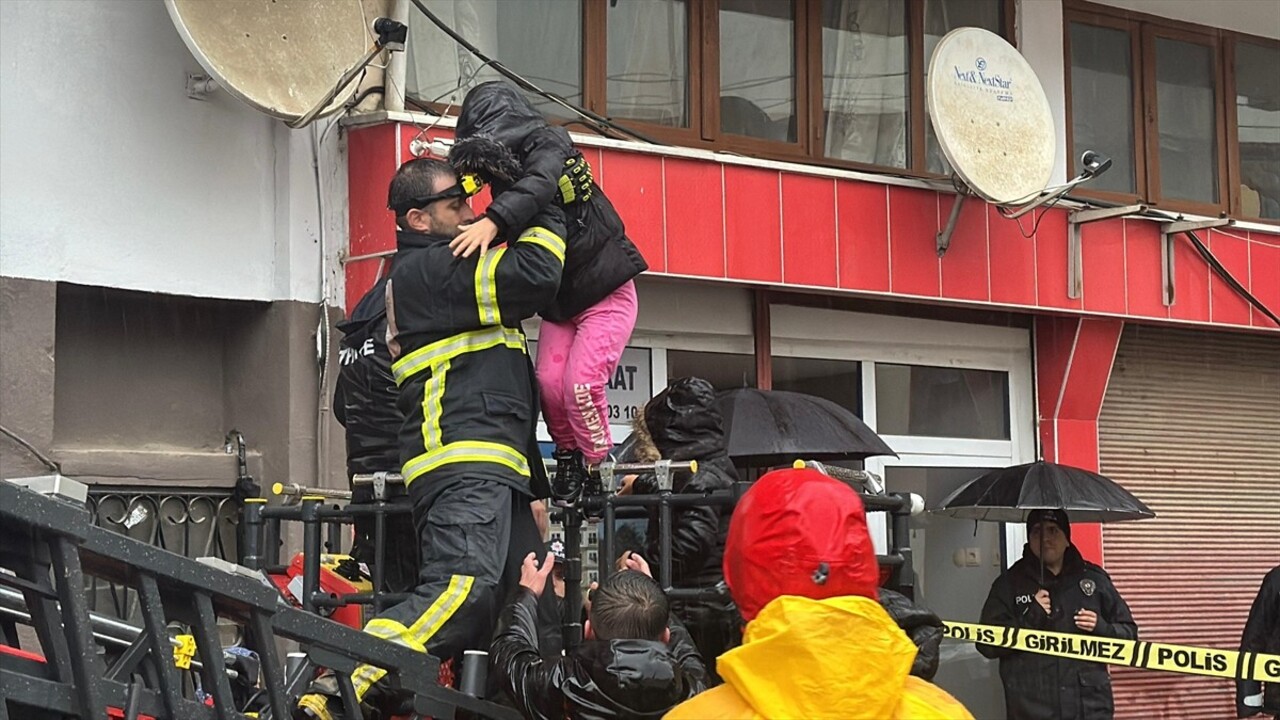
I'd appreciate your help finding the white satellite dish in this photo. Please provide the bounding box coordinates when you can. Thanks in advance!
[926,27,1112,256]
[164,0,389,126]
[927,27,1055,206]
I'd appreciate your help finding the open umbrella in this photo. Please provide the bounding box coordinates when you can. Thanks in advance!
[935,461,1154,586]
[933,461,1155,522]
[712,388,896,466]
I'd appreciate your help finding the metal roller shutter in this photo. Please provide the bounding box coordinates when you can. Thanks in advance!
[1099,325,1280,719]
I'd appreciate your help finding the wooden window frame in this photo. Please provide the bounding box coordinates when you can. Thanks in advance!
[1142,24,1229,216]
[1062,11,1148,206]
[1064,0,1279,222]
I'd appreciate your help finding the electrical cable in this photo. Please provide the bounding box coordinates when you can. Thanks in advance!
[348,85,385,109]
[406,0,659,145]
[0,423,61,474]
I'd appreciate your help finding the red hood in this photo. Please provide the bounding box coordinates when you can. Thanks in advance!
[724,468,880,621]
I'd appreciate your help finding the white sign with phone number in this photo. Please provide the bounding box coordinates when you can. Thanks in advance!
[527,342,653,428]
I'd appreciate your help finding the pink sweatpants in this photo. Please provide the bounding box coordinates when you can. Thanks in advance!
[536,281,639,464]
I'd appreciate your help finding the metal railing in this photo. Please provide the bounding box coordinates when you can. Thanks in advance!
[86,486,239,624]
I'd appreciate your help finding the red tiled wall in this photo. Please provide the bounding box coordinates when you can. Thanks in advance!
[347,124,1280,335]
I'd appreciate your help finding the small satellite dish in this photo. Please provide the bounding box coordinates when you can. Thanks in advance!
[927,27,1055,206]
[164,0,369,123]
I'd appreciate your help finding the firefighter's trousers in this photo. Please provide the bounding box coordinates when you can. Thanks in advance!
[350,476,542,703]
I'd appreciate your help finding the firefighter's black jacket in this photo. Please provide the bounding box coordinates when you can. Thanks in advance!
[385,214,566,499]
[492,589,707,720]
[334,268,401,496]
[1238,565,1280,718]
[979,545,1138,720]
[454,81,647,322]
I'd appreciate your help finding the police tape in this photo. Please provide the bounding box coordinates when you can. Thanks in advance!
[943,621,1280,683]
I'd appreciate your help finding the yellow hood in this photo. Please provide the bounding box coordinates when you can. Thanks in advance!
[718,595,920,720]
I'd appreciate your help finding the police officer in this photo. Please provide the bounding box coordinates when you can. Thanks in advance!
[297,158,566,720]
[978,509,1138,719]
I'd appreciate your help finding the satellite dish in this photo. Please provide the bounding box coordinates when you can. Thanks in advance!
[164,0,370,123]
[927,27,1055,206]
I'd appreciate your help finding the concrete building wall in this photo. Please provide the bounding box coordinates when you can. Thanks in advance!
[0,0,350,495]
[0,0,347,305]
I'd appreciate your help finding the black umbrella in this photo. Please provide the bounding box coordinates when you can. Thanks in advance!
[712,388,896,466]
[935,461,1154,587]
[934,461,1155,523]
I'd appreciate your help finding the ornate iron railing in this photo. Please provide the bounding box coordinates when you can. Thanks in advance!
[85,486,239,623]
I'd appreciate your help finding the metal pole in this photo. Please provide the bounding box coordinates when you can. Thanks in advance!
[265,515,282,568]
[373,500,388,613]
[327,516,343,554]
[562,506,584,652]
[658,494,673,591]
[600,497,617,584]
[241,498,265,571]
[301,497,323,613]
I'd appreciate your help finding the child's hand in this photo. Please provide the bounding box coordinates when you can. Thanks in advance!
[451,217,499,258]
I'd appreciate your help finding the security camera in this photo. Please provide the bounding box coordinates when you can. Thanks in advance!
[373,18,408,52]
[1081,150,1112,178]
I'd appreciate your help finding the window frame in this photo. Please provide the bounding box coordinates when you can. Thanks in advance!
[1062,11,1148,206]
[1064,0,1280,222]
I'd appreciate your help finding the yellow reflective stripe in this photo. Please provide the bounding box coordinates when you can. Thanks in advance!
[351,576,474,699]
[296,693,333,720]
[365,618,427,652]
[518,226,566,263]
[421,360,448,451]
[391,326,527,385]
[474,247,506,326]
[402,441,531,486]
[351,664,388,700]
[407,575,474,644]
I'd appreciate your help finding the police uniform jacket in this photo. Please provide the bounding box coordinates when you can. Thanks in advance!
[385,212,566,499]
[1238,565,1280,717]
[978,544,1138,720]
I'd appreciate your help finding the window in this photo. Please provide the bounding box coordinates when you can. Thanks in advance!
[404,0,583,118]
[1235,42,1280,220]
[1068,21,1138,195]
[1066,3,1277,219]
[403,0,1009,175]
[874,364,1010,439]
[772,356,861,414]
[666,350,756,391]
[821,0,909,167]
[1150,32,1220,205]
[607,0,689,127]
[720,0,797,142]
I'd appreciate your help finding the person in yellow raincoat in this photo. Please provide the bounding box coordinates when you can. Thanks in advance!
[665,467,974,720]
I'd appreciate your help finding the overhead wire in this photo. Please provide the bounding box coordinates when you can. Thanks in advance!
[406,0,658,144]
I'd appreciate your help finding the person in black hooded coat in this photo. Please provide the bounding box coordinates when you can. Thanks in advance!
[624,377,739,684]
[447,81,649,501]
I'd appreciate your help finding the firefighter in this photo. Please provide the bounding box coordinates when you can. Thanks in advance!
[296,157,565,720]
[332,256,417,594]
